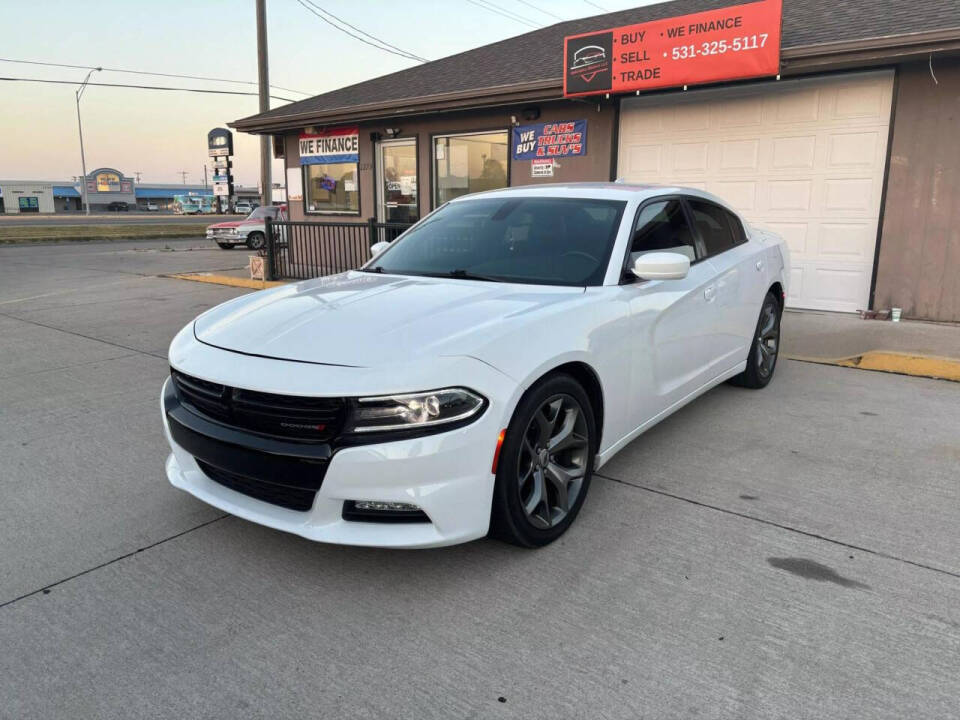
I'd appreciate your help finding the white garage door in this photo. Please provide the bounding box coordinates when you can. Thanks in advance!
[618,70,894,312]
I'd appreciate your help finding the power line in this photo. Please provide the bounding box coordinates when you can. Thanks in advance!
[301,0,429,63]
[582,0,609,11]
[513,0,565,21]
[294,0,427,63]
[477,0,544,26]
[465,0,542,28]
[0,76,297,102]
[0,56,310,96]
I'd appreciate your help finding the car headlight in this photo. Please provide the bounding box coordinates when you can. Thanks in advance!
[346,388,485,433]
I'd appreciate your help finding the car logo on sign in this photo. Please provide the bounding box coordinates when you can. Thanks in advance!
[571,45,607,79]
[565,32,613,92]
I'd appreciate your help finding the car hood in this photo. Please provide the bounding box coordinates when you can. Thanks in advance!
[193,271,585,367]
[207,220,259,229]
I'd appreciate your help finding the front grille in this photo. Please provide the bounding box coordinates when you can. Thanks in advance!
[171,370,346,442]
[196,460,316,512]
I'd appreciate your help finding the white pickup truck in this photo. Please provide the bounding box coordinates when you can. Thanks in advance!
[206,205,287,250]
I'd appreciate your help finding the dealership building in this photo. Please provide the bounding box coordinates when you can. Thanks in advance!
[231,0,960,322]
[0,168,262,214]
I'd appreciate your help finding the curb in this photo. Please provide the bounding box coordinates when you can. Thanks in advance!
[786,351,960,382]
[167,273,286,290]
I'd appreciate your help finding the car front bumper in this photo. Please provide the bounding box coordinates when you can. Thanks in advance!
[206,230,244,242]
[160,335,517,548]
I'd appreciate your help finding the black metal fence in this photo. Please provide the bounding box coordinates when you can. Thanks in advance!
[264,218,412,281]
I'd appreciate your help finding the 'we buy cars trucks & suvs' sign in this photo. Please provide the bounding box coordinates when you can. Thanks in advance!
[512,120,587,160]
[563,0,782,97]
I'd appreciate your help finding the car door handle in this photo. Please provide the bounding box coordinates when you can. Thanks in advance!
[704,285,716,302]
[756,259,764,271]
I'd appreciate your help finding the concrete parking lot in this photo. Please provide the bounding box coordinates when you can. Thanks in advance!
[1,238,959,719]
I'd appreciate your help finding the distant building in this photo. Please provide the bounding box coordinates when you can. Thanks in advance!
[0,167,260,214]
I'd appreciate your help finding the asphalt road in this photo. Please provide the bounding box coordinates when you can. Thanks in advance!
[0,213,242,227]
[1,239,959,719]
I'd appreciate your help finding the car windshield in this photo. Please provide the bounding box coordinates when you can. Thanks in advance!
[368,197,626,286]
[247,207,276,220]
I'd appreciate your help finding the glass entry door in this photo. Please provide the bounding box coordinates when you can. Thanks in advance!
[376,139,419,224]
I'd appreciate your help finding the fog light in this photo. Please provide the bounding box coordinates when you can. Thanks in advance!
[354,500,420,512]
[342,500,430,524]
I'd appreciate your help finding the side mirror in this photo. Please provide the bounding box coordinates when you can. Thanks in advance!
[631,251,690,281]
[370,241,391,257]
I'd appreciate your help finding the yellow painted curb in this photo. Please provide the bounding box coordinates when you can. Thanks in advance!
[786,351,960,382]
[167,273,286,290]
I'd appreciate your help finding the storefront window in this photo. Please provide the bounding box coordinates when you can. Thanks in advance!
[304,162,359,214]
[434,131,508,206]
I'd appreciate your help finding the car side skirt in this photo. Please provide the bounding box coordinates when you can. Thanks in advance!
[595,361,747,469]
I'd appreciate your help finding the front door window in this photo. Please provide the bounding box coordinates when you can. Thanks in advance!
[377,140,418,224]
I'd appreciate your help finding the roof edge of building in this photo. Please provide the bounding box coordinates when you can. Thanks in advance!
[229,78,564,134]
[231,27,960,134]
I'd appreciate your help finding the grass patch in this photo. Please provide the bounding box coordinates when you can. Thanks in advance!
[0,224,205,244]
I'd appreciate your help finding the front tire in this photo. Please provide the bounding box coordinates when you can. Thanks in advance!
[246,232,266,250]
[490,374,596,548]
[731,290,781,389]
[216,242,234,250]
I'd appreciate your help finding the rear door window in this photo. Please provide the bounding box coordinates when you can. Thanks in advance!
[687,199,736,258]
[725,209,747,245]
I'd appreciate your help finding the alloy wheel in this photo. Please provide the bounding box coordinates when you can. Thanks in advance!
[517,394,590,529]
[756,298,780,379]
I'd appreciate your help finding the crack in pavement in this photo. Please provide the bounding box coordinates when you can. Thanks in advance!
[596,472,960,580]
[0,268,238,312]
[0,352,143,380]
[3,474,955,610]
[0,514,230,610]
[6,284,239,316]
[0,276,150,306]
[0,310,167,360]
[0,258,246,278]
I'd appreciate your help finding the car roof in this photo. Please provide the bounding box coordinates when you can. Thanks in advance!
[450,182,735,208]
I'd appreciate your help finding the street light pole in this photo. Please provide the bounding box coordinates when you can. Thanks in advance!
[256,0,272,208]
[75,67,101,216]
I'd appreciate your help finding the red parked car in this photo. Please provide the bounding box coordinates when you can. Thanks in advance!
[206,205,287,250]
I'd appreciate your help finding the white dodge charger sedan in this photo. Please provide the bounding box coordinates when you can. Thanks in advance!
[162,183,789,548]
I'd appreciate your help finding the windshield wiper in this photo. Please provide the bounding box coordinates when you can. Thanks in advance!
[447,269,504,282]
[360,265,384,273]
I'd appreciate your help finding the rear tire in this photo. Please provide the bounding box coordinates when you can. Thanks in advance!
[246,232,266,251]
[216,242,234,250]
[490,374,596,548]
[730,291,781,389]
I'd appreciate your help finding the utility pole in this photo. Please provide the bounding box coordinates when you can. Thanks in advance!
[76,67,101,215]
[203,165,208,189]
[256,0,272,208]
[134,171,142,183]
[178,171,189,184]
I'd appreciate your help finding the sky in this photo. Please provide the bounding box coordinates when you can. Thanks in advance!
[0,0,659,188]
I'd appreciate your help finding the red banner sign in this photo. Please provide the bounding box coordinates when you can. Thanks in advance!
[564,0,782,97]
